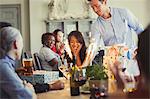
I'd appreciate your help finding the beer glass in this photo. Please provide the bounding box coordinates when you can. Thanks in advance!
[22,58,33,75]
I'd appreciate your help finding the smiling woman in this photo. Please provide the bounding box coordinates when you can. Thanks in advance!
[38,33,62,71]
[68,31,87,67]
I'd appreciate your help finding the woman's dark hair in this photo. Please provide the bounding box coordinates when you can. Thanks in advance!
[137,24,150,80]
[41,32,54,46]
[53,29,63,42]
[68,31,86,64]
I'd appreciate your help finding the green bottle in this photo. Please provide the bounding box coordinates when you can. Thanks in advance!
[70,56,80,96]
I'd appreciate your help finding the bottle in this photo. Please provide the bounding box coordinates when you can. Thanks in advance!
[70,56,80,96]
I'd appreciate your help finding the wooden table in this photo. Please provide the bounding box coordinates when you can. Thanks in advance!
[37,78,127,99]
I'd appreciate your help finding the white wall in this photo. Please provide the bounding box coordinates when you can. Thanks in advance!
[29,0,49,53]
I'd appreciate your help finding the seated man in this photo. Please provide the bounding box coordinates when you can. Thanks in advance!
[39,33,62,71]
[0,26,36,99]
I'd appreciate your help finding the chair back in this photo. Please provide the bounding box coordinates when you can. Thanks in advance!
[33,53,43,70]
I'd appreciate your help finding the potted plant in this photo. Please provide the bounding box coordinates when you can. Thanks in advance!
[86,64,108,80]
[86,64,108,97]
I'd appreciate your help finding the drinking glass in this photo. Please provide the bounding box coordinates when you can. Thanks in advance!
[22,58,33,75]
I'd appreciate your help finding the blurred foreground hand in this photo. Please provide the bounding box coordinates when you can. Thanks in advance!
[50,80,64,90]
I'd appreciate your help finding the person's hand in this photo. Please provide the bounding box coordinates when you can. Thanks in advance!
[16,67,27,74]
[49,80,64,90]
[60,44,65,53]
[132,48,137,59]
[23,80,35,92]
[16,67,33,76]
[72,43,82,57]
[109,60,121,76]
[109,60,127,80]
[60,43,64,49]
[23,80,37,99]
[109,60,136,89]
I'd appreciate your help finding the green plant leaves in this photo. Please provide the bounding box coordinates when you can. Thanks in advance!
[86,64,108,80]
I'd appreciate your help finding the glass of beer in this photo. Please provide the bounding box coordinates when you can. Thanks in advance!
[22,58,33,75]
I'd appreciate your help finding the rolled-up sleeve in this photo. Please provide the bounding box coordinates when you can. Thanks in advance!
[125,9,144,34]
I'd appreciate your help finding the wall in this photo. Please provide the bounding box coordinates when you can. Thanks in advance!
[148,0,150,22]
[29,0,49,53]
[109,0,149,27]
[29,0,149,53]
[0,0,30,52]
